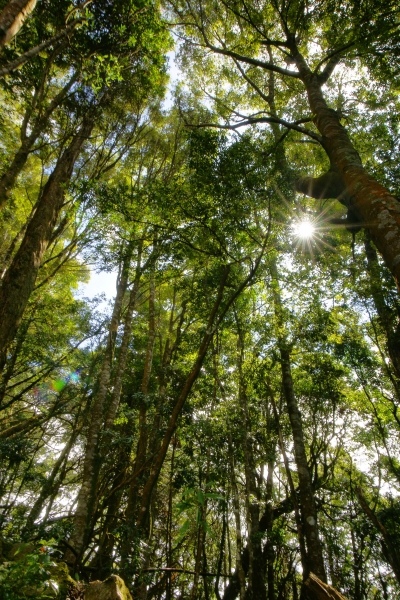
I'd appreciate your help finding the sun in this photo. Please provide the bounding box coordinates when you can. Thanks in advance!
[292,219,315,239]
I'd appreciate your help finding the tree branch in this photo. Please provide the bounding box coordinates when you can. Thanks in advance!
[0,18,83,77]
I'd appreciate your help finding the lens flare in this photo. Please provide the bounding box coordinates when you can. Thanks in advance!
[33,369,81,403]
[292,220,315,239]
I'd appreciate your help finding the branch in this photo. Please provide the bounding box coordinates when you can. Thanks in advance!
[233,58,272,104]
[188,115,321,142]
[206,42,300,78]
[315,41,356,85]
[0,18,83,77]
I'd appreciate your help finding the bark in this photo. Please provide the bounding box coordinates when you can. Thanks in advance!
[304,573,348,600]
[0,0,37,48]
[90,393,137,580]
[191,491,208,600]
[290,43,400,290]
[279,347,325,582]
[64,252,131,566]
[0,72,78,209]
[166,436,177,600]
[0,114,95,371]
[236,329,266,600]
[269,391,307,575]
[103,243,143,430]
[122,270,156,566]
[215,503,227,600]
[270,261,326,582]
[265,460,275,600]
[364,233,400,379]
[228,432,246,600]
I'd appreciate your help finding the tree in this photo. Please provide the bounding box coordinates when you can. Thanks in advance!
[168,0,400,286]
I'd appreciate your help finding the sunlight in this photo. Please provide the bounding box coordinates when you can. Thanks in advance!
[292,220,315,239]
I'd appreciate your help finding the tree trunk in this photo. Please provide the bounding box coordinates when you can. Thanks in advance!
[23,420,80,536]
[0,114,94,371]
[228,432,246,600]
[64,251,131,566]
[304,573,348,600]
[270,261,326,582]
[121,270,157,571]
[0,0,37,48]
[103,242,143,430]
[364,233,400,379]
[236,328,266,600]
[291,45,400,290]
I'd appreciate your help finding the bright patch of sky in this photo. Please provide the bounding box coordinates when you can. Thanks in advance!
[76,269,117,306]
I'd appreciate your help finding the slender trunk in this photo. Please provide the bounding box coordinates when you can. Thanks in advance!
[64,252,131,566]
[0,0,37,48]
[123,271,156,548]
[90,392,137,580]
[103,243,143,430]
[270,261,326,582]
[215,504,227,600]
[228,434,246,600]
[269,392,307,577]
[292,46,400,289]
[136,266,230,530]
[265,460,275,600]
[166,435,176,600]
[23,422,80,535]
[364,233,400,379]
[279,348,325,582]
[236,331,266,600]
[0,114,94,370]
[192,497,207,600]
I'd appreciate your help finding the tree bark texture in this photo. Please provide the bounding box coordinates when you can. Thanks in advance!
[0,0,37,48]
[304,573,348,600]
[0,114,94,371]
[279,348,326,582]
[290,45,400,289]
[364,234,400,379]
[236,331,266,600]
[103,244,143,430]
[121,271,157,569]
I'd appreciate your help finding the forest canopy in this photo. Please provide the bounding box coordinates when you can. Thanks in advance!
[0,0,400,599]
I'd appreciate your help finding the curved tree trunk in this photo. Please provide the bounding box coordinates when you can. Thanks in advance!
[291,45,400,290]
[0,114,94,371]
